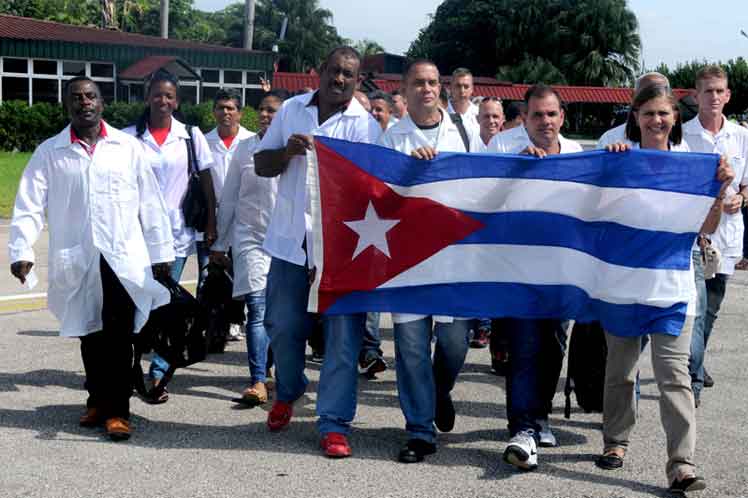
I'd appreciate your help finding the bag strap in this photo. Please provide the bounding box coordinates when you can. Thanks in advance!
[185,125,199,176]
[450,113,470,152]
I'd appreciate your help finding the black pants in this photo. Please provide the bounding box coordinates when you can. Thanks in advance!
[79,256,136,419]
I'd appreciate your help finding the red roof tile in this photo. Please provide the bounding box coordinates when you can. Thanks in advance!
[273,72,694,105]
[119,55,199,80]
[0,14,268,54]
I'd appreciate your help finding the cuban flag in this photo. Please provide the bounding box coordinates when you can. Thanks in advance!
[307,137,720,337]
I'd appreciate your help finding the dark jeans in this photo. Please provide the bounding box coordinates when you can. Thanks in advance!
[79,256,136,419]
[690,273,728,395]
[504,318,566,436]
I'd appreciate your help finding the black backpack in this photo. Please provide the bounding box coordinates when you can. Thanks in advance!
[197,261,246,354]
[132,275,208,402]
[564,321,608,417]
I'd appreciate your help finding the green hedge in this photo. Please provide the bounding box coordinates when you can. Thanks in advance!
[0,101,259,152]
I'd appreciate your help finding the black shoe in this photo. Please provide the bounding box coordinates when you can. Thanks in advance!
[310,350,324,364]
[397,438,436,463]
[703,370,714,388]
[435,394,455,433]
[668,475,707,494]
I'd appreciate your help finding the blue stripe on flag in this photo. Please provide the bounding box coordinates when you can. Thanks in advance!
[458,211,696,270]
[323,282,687,337]
[316,136,720,197]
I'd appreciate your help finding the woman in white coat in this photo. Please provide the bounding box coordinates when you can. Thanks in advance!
[211,90,287,405]
[124,69,217,400]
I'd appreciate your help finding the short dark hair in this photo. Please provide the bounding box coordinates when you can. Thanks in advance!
[368,90,394,109]
[63,76,100,99]
[322,46,361,69]
[439,86,449,105]
[625,84,682,145]
[263,88,291,102]
[402,58,439,82]
[147,69,179,95]
[391,89,404,97]
[505,101,524,122]
[451,67,473,79]
[214,88,242,110]
[523,84,563,107]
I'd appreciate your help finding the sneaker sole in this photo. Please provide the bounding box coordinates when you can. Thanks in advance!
[108,431,131,441]
[503,447,537,471]
[538,438,557,448]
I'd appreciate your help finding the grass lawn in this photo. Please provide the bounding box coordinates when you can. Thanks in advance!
[0,151,31,218]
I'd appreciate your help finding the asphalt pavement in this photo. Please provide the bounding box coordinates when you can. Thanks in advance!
[0,222,747,498]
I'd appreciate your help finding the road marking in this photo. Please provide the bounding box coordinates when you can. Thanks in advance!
[0,280,198,314]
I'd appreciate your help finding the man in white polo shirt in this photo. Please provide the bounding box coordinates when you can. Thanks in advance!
[378,59,473,464]
[683,65,748,406]
[447,67,480,137]
[488,84,582,471]
[254,46,381,458]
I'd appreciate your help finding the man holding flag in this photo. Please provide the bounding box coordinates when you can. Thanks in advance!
[254,46,381,458]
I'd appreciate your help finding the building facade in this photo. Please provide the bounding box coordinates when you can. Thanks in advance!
[0,14,275,106]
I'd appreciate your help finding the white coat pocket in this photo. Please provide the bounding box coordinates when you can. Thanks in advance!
[110,170,138,202]
[52,245,89,290]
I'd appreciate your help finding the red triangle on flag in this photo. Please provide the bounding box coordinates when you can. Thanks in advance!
[315,140,484,311]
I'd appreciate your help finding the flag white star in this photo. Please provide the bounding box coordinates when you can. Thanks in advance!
[343,201,400,259]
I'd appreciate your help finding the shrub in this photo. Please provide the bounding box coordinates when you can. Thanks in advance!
[0,100,260,151]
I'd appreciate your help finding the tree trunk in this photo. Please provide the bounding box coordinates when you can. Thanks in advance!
[243,0,256,50]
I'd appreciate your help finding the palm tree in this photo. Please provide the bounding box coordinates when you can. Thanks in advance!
[353,39,385,58]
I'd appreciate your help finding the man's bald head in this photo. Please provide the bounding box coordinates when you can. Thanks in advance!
[635,72,670,93]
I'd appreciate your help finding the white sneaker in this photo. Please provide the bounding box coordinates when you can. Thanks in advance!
[537,419,557,447]
[503,430,538,470]
[228,323,244,341]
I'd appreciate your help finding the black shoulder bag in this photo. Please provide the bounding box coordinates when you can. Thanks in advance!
[450,113,471,152]
[181,125,209,231]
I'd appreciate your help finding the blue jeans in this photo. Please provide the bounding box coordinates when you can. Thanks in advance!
[263,257,315,403]
[393,317,471,443]
[505,318,565,437]
[689,251,725,396]
[149,255,188,380]
[316,313,367,435]
[245,289,269,385]
[360,312,382,358]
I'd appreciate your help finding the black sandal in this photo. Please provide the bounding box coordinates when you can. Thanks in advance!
[595,449,624,470]
[668,475,707,494]
[144,386,169,405]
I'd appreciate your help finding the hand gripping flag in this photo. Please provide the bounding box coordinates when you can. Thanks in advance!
[306,136,720,337]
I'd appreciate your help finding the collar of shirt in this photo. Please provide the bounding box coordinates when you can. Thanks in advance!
[301,90,366,119]
[69,121,108,156]
[205,126,254,150]
[141,117,190,149]
[684,115,734,140]
[390,108,457,136]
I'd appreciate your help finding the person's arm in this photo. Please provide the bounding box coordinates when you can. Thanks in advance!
[212,147,243,255]
[190,127,218,247]
[9,148,48,283]
[701,156,735,234]
[255,134,313,177]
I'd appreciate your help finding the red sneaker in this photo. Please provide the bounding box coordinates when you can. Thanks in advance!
[267,400,293,432]
[320,432,352,458]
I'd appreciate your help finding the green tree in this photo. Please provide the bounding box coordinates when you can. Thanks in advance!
[353,39,385,58]
[407,0,640,86]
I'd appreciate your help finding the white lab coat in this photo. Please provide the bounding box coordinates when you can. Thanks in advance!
[378,109,471,325]
[204,125,255,201]
[213,134,278,297]
[123,118,215,257]
[8,124,175,337]
[596,123,630,149]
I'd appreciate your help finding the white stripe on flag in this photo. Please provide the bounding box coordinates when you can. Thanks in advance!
[378,244,694,309]
[387,178,712,233]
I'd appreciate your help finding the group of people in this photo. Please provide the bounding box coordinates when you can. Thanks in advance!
[8,44,744,495]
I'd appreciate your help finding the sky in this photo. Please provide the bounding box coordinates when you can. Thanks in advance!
[192,0,748,70]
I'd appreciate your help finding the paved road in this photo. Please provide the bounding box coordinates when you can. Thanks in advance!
[1,225,747,498]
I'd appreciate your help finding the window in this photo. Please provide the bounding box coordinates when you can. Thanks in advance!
[245,71,265,85]
[201,85,219,102]
[179,85,198,105]
[63,61,86,77]
[201,69,219,83]
[32,79,59,103]
[33,60,57,75]
[224,70,242,84]
[90,63,114,78]
[98,82,115,103]
[2,77,30,102]
[3,58,28,74]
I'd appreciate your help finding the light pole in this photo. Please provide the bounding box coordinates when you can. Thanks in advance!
[741,29,748,41]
